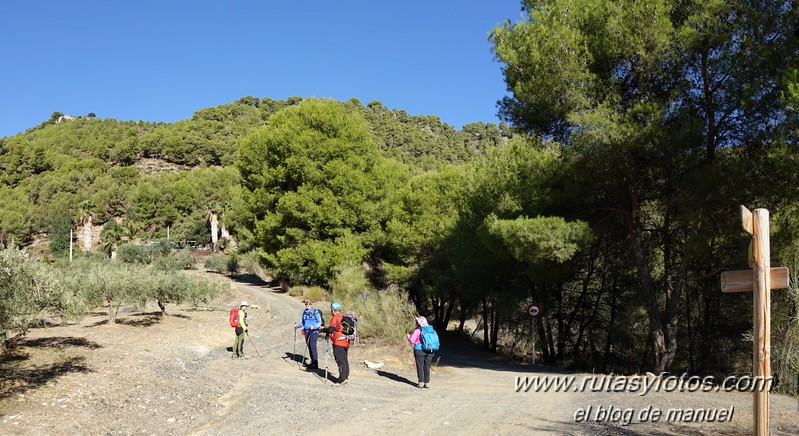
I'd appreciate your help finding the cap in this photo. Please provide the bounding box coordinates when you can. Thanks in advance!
[330,302,342,311]
[240,300,249,307]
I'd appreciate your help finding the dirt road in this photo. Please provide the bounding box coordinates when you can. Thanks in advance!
[1,274,798,435]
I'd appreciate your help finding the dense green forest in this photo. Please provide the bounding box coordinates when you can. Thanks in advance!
[2,0,799,395]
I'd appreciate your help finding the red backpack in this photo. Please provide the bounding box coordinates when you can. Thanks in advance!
[229,307,240,327]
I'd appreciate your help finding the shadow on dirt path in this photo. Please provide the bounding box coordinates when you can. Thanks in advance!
[0,356,92,400]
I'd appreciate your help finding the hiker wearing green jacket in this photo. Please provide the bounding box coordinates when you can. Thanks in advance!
[232,301,249,358]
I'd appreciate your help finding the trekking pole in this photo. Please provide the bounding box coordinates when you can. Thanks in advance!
[246,331,261,358]
[324,335,329,383]
[293,327,298,366]
[301,331,309,367]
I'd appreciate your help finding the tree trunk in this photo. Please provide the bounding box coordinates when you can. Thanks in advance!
[490,305,499,353]
[537,316,550,363]
[209,211,219,251]
[482,297,489,351]
[602,276,618,373]
[574,285,603,360]
[686,281,694,372]
[629,222,685,373]
[108,298,116,325]
[443,300,455,331]
[83,215,93,252]
[545,317,556,364]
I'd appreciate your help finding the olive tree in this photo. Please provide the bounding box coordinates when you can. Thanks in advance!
[0,248,65,350]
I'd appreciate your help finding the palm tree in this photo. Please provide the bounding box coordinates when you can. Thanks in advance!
[79,200,96,252]
[206,201,230,252]
[100,221,123,259]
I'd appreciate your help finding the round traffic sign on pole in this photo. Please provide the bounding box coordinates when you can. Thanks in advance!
[526,304,540,318]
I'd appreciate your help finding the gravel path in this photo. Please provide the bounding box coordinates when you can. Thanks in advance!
[1,273,798,435]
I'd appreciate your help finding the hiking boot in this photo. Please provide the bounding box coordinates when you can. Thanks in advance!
[424,383,429,389]
[417,382,424,388]
[307,362,318,370]
[340,380,349,386]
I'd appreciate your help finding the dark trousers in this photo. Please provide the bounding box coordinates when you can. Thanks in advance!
[414,349,433,383]
[304,330,319,362]
[333,345,349,382]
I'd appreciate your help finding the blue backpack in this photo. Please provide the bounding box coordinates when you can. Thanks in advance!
[420,325,440,352]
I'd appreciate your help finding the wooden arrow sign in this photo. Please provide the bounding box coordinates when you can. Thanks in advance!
[721,267,790,293]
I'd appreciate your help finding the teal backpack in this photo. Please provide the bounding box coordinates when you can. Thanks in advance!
[420,325,440,352]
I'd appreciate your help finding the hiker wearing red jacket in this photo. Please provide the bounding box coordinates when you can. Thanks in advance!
[321,302,350,385]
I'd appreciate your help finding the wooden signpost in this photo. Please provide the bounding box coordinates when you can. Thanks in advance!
[720,206,790,436]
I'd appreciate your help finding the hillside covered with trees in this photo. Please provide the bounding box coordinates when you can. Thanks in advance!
[2,0,799,398]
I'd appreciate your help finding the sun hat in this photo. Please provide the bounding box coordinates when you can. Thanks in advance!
[240,301,249,307]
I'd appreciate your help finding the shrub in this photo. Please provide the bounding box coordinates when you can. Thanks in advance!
[117,243,150,264]
[185,277,225,307]
[237,252,275,281]
[774,263,799,396]
[46,214,74,258]
[329,263,372,297]
[149,239,172,258]
[304,286,328,302]
[226,253,239,275]
[331,285,416,342]
[152,255,180,271]
[152,252,196,271]
[328,265,416,342]
[204,254,229,274]
[288,285,305,297]
[173,251,197,270]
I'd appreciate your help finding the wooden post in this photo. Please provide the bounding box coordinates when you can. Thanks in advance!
[720,206,791,436]
[751,208,770,436]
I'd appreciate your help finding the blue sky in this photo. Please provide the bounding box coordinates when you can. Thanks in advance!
[0,1,524,138]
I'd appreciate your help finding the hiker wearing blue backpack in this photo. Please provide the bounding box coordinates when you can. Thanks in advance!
[407,316,438,388]
[295,299,323,369]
